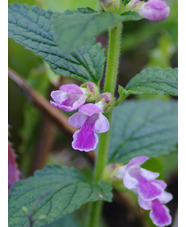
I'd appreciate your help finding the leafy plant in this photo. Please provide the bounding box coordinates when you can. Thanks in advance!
[8,0,178,227]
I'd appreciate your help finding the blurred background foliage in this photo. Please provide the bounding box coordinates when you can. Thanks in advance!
[8,0,178,226]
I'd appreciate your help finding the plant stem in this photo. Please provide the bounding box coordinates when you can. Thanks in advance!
[87,22,122,227]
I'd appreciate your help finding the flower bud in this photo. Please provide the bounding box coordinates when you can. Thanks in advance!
[139,0,170,22]
[81,82,99,102]
[96,92,115,113]
[126,0,144,11]
[99,0,120,12]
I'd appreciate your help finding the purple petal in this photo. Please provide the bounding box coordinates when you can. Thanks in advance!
[72,95,86,110]
[68,112,87,128]
[140,168,159,180]
[50,91,85,112]
[59,84,83,94]
[50,90,68,104]
[123,171,138,189]
[79,103,103,116]
[137,175,162,200]
[95,113,110,133]
[152,180,167,190]
[138,196,152,210]
[158,191,173,204]
[71,115,99,152]
[72,130,98,152]
[50,100,64,109]
[126,156,149,170]
[150,199,172,226]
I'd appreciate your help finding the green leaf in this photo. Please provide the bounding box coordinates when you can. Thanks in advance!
[9,165,112,227]
[52,10,141,52]
[46,213,82,227]
[8,4,105,84]
[109,99,178,163]
[42,0,98,12]
[122,0,131,6]
[125,67,178,96]
[116,85,129,106]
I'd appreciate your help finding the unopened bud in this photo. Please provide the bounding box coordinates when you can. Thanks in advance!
[126,0,144,11]
[100,0,120,12]
[81,82,99,102]
[96,92,115,112]
[138,0,170,22]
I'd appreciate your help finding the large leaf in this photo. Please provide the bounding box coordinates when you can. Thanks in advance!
[8,4,105,84]
[9,165,112,227]
[109,99,178,163]
[125,67,178,96]
[47,213,82,227]
[52,10,141,52]
[42,0,98,12]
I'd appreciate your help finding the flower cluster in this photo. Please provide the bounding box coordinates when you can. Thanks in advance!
[50,83,113,152]
[116,156,172,227]
[127,0,170,22]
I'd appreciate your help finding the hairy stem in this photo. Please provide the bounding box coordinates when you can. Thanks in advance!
[87,22,122,227]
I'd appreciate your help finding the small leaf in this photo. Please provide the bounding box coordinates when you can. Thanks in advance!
[116,85,130,106]
[9,165,112,227]
[8,4,105,84]
[52,10,141,52]
[125,67,178,96]
[109,99,178,163]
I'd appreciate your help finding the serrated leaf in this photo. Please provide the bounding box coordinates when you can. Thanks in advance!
[8,4,105,84]
[109,99,178,163]
[9,165,112,227]
[125,67,178,96]
[52,10,141,52]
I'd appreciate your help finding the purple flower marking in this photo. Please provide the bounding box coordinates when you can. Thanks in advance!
[138,192,172,226]
[139,0,170,22]
[50,84,87,112]
[68,102,109,152]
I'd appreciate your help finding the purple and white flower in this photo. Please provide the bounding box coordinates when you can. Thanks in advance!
[139,0,170,22]
[68,102,109,152]
[116,156,173,227]
[116,156,163,200]
[50,84,88,112]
